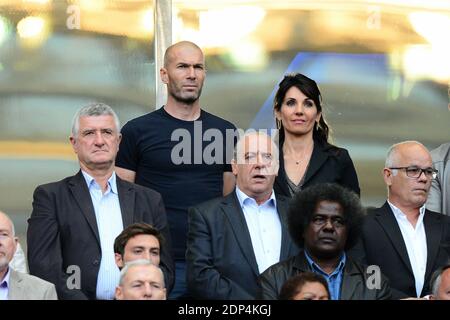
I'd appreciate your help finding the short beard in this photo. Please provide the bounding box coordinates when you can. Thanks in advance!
[171,88,203,105]
[0,257,8,273]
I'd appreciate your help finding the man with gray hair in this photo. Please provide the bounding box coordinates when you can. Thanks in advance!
[27,103,174,300]
[186,131,298,299]
[1,211,57,300]
[115,259,166,300]
[430,264,450,300]
[351,141,450,299]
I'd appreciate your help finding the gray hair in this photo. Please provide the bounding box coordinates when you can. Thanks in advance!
[385,140,427,168]
[0,210,15,237]
[118,259,165,287]
[233,129,279,163]
[430,264,450,297]
[71,103,120,137]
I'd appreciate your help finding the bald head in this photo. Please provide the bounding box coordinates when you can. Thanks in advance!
[383,141,433,210]
[0,211,18,273]
[385,141,431,168]
[0,211,15,237]
[164,41,204,68]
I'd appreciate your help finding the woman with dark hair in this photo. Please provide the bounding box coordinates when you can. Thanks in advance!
[273,73,360,197]
[279,272,330,300]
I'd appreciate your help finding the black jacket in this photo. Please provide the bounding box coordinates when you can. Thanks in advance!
[258,250,392,300]
[274,142,360,197]
[27,171,174,300]
[186,191,299,299]
[349,202,450,299]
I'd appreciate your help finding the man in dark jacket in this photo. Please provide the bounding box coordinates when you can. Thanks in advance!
[259,183,391,300]
[186,131,299,299]
[350,141,450,299]
[27,103,174,300]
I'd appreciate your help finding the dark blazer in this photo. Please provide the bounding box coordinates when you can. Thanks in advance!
[274,142,360,197]
[186,191,299,299]
[27,170,174,300]
[349,202,450,299]
[258,250,392,300]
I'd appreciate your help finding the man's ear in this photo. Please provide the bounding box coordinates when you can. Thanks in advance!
[115,253,124,269]
[69,136,78,153]
[115,286,123,300]
[383,168,393,187]
[160,67,168,84]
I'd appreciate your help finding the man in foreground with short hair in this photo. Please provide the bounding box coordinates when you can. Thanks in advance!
[115,259,166,300]
[430,264,450,300]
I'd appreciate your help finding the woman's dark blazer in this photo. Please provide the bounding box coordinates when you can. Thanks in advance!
[274,141,360,197]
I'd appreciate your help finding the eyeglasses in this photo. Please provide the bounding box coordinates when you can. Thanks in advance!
[389,166,438,179]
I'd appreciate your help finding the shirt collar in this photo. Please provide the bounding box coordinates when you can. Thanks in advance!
[81,170,118,194]
[388,200,426,220]
[304,250,346,277]
[0,267,11,289]
[235,186,276,208]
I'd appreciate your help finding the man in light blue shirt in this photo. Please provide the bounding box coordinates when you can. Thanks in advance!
[186,131,299,299]
[304,249,345,300]
[27,103,173,300]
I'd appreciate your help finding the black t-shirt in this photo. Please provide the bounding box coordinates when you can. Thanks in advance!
[116,107,237,260]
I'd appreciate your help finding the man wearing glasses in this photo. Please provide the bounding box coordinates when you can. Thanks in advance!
[351,141,450,299]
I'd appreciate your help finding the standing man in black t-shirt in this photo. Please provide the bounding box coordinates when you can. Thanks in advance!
[116,41,237,299]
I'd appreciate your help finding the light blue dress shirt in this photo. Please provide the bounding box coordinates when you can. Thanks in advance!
[82,171,123,300]
[235,187,282,274]
[305,250,346,300]
[0,268,11,300]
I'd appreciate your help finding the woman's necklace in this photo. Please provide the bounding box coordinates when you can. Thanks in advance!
[284,142,313,165]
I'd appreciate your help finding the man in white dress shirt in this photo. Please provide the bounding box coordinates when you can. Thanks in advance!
[351,141,450,299]
[186,131,299,299]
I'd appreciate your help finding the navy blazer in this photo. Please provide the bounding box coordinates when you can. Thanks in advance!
[274,142,360,197]
[27,170,174,300]
[349,202,450,298]
[186,191,299,299]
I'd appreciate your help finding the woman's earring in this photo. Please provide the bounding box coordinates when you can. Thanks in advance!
[276,118,282,129]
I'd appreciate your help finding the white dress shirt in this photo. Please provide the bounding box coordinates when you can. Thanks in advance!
[235,187,282,274]
[388,201,427,297]
[82,171,123,300]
